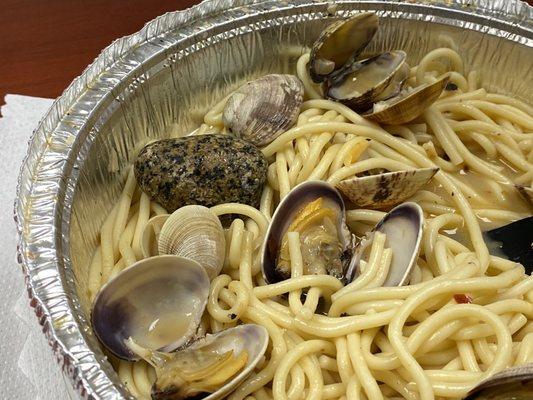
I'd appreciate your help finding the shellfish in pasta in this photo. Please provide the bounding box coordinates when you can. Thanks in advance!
[222,74,304,146]
[325,51,408,111]
[336,167,439,209]
[158,205,226,280]
[91,255,210,360]
[345,202,424,284]
[129,324,268,400]
[309,11,379,83]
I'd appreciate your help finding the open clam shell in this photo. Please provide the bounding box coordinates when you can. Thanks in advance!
[309,11,379,83]
[345,202,424,284]
[465,364,533,399]
[223,74,304,147]
[158,205,226,280]
[261,180,353,284]
[337,167,439,209]
[150,324,269,400]
[325,51,407,111]
[373,62,410,102]
[91,255,210,360]
[364,73,450,124]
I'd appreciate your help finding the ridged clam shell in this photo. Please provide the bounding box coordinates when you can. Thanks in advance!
[158,205,225,280]
[364,73,450,124]
[91,255,209,361]
[223,74,304,147]
[325,51,407,111]
[152,324,269,400]
[309,11,379,83]
[337,167,439,209]
[140,214,169,258]
[465,364,533,399]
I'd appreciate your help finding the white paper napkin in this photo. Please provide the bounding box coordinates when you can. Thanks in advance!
[0,94,74,400]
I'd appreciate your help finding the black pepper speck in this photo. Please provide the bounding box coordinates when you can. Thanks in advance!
[134,135,268,212]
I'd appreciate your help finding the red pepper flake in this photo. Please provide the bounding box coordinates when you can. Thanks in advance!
[454,294,473,304]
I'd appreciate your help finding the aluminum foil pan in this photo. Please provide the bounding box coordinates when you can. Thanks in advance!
[15,0,533,398]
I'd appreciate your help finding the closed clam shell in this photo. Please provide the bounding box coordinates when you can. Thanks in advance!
[152,324,269,400]
[222,74,304,147]
[309,11,379,82]
[365,73,450,124]
[158,205,226,280]
[325,51,407,111]
[337,167,439,209]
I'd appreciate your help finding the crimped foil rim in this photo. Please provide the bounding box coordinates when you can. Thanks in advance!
[14,0,533,399]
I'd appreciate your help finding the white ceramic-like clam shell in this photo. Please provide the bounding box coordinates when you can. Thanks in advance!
[223,74,304,147]
[158,205,226,280]
[261,180,353,284]
[337,167,439,209]
[91,255,210,360]
[152,324,269,400]
[140,214,169,258]
[345,202,424,285]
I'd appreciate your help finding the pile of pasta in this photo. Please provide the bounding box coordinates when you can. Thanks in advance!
[88,46,533,400]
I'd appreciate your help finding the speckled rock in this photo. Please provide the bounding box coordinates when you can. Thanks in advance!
[134,135,268,212]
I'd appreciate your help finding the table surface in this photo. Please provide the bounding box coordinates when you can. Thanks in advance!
[1,0,532,107]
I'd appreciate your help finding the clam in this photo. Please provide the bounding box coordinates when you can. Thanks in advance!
[158,205,226,280]
[222,74,304,147]
[465,364,533,399]
[140,214,169,258]
[336,167,439,209]
[364,73,450,124]
[325,51,407,111]
[91,255,210,360]
[309,11,379,83]
[132,324,268,400]
[345,202,424,284]
[261,180,354,284]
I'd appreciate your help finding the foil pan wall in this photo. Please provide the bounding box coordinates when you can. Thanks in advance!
[15,0,533,399]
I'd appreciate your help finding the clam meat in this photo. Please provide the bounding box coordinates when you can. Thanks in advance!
[91,255,210,360]
[261,181,354,284]
[223,74,304,147]
[128,324,268,400]
[309,11,379,82]
[336,167,439,209]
